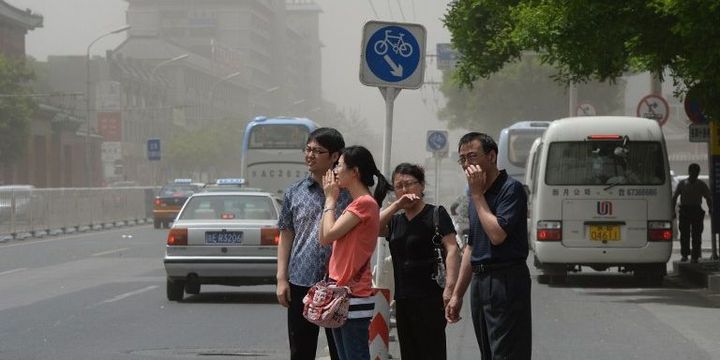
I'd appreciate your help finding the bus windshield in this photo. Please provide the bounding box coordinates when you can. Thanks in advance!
[249,125,308,149]
[545,141,665,186]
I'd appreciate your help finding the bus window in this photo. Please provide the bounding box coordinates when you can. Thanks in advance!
[249,125,308,149]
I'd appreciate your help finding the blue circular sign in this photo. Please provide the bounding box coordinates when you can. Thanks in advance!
[365,26,421,83]
[427,131,447,151]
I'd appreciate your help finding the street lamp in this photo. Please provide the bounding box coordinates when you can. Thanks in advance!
[209,71,243,120]
[150,54,189,76]
[85,25,130,187]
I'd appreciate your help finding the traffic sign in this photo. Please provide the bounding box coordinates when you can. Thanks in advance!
[636,94,669,126]
[436,43,458,71]
[689,124,709,143]
[147,138,161,161]
[684,87,708,124]
[576,103,596,116]
[360,21,426,89]
[426,130,449,153]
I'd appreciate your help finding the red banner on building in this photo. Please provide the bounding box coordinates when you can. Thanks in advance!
[97,111,122,141]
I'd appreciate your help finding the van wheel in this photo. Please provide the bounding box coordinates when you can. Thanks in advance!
[634,264,665,286]
[167,278,185,301]
[537,264,567,285]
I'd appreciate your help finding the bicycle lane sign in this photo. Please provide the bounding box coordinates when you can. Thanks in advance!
[360,21,426,89]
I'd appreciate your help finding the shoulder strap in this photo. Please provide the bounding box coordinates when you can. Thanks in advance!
[432,205,442,246]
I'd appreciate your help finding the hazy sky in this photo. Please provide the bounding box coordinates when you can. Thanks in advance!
[11,0,461,167]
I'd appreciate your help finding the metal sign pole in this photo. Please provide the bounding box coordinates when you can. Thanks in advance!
[710,121,719,260]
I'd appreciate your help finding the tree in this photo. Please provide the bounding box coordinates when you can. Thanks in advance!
[437,55,624,136]
[443,0,720,120]
[0,55,36,167]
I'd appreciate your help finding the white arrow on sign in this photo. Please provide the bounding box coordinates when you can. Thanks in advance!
[383,55,404,77]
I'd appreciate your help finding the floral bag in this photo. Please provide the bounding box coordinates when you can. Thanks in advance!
[302,280,351,328]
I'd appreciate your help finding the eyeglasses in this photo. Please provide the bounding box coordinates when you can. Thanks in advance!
[457,152,482,165]
[393,180,419,190]
[304,146,329,156]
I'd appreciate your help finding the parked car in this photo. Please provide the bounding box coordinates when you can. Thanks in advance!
[163,190,281,301]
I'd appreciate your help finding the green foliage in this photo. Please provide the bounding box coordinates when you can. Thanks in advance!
[0,55,35,166]
[437,55,624,136]
[443,0,720,120]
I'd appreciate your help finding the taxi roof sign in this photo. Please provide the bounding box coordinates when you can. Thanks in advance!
[173,178,192,184]
[216,178,246,185]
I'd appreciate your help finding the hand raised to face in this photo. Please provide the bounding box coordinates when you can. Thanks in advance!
[465,164,487,195]
[322,169,340,201]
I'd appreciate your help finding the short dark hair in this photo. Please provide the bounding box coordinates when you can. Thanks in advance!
[391,163,425,185]
[688,163,700,176]
[457,132,498,155]
[308,127,345,154]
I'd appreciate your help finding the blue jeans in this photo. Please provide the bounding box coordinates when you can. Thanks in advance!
[331,318,370,360]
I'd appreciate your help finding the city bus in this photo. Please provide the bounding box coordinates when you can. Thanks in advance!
[240,116,318,196]
[497,121,551,183]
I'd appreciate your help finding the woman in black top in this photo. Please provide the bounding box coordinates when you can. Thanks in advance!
[379,163,459,360]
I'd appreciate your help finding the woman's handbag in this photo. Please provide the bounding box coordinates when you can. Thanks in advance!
[302,280,351,328]
[431,206,447,288]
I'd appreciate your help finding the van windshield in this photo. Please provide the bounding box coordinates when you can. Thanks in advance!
[545,141,665,186]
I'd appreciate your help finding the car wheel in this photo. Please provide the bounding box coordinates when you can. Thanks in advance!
[185,281,201,295]
[167,278,185,301]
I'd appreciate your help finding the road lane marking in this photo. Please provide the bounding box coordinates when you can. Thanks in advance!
[0,268,26,276]
[91,248,129,257]
[0,225,151,248]
[96,285,158,305]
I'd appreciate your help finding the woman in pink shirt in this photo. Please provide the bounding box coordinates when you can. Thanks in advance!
[319,145,393,360]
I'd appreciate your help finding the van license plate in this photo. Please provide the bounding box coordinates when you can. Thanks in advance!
[589,225,620,241]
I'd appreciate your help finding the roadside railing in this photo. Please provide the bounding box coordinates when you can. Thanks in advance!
[0,187,158,240]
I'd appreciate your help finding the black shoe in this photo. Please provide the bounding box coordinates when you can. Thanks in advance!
[690,258,699,264]
[680,256,688,262]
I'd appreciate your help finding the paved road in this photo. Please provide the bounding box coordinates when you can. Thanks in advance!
[1,225,718,360]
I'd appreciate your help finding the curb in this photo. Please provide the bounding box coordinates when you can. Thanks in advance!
[674,260,720,292]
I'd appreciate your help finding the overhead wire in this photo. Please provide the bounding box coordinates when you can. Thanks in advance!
[367,0,379,18]
[395,0,406,21]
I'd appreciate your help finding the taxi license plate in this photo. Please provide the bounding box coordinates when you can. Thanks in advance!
[589,225,620,241]
[205,231,243,244]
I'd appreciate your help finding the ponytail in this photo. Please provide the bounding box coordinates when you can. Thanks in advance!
[372,168,393,205]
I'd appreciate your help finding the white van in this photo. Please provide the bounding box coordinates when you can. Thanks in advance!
[527,116,673,285]
[497,121,551,183]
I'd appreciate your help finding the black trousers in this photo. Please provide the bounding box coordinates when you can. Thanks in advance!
[288,282,339,360]
[679,206,705,260]
[396,295,447,360]
[470,263,532,360]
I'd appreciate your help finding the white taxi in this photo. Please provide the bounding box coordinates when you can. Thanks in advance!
[163,191,281,301]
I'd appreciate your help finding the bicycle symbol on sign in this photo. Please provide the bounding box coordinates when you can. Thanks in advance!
[373,30,414,57]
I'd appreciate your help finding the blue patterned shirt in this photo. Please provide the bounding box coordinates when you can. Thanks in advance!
[279,174,351,286]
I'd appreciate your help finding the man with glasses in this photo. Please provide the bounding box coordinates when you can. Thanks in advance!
[446,132,531,359]
[277,127,349,360]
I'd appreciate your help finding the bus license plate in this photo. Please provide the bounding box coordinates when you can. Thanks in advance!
[205,231,243,244]
[589,225,620,241]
